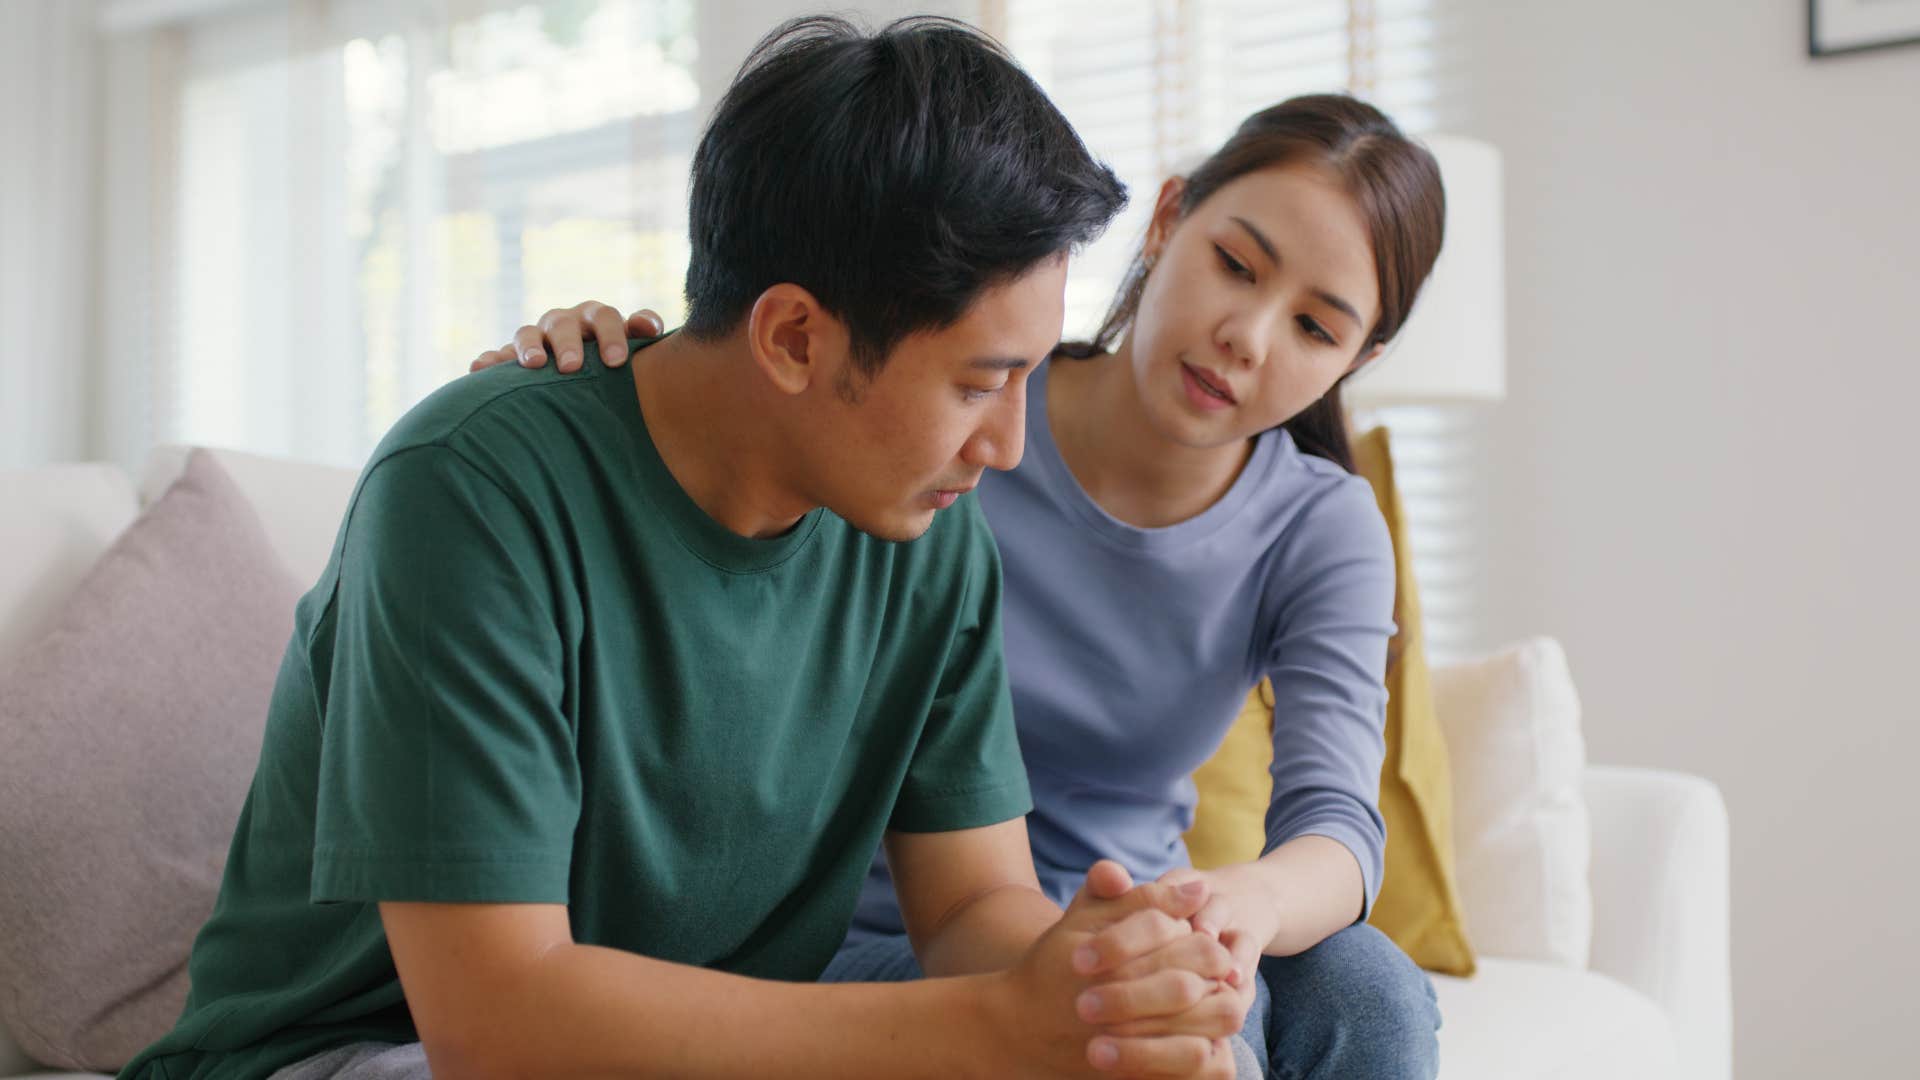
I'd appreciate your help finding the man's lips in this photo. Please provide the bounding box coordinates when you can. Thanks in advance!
[930,484,976,509]
[1181,361,1237,404]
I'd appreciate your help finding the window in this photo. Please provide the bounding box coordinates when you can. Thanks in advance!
[980,0,1488,660]
[139,0,700,465]
[109,0,1487,657]
[977,0,1443,336]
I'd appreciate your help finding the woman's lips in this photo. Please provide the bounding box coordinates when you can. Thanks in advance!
[1180,361,1237,411]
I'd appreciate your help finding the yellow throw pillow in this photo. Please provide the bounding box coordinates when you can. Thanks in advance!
[1183,425,1476,976]
[1184,680,1280,873]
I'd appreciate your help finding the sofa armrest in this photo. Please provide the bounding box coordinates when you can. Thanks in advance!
[1584,764,1731,1080]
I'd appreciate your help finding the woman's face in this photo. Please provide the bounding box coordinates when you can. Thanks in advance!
[1126,162,1384,450]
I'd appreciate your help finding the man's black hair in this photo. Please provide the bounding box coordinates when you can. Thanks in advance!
[682,15,1127,376]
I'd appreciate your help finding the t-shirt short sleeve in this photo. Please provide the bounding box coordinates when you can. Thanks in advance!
[886,506,1032,834]
[310,445,581,904]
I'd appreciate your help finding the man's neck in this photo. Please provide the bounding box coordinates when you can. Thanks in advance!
[631,332,817,539]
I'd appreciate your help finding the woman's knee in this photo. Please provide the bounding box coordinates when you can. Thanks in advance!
[1258,923,1440,1078]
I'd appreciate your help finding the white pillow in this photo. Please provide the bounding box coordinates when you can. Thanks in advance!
[1430,637,1592,968]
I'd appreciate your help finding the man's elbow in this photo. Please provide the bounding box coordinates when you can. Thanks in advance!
[417,1028,574,1080]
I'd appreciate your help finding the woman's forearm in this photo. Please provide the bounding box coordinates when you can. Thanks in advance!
[1235,835,1368,957]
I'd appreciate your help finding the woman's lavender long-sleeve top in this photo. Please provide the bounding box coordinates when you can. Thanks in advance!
[848,360,1397,940]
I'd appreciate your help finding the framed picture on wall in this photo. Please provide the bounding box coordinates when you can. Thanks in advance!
[1809,0,1920,56]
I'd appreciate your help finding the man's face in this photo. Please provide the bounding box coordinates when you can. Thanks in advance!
[800,256,1067,542]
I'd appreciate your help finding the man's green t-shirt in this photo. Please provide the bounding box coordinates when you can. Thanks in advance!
[120,339,1031,1079]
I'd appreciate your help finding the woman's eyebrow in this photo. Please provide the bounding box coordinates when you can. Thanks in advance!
[1230,216,1280,264]
[1230,215,1363,327]
[1313,289,1363,327]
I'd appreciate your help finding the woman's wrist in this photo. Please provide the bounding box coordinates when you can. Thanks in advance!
[1193,861,1288,953]
[1241,836,1367,956]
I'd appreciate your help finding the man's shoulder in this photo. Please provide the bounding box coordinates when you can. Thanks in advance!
[367,361,621,464]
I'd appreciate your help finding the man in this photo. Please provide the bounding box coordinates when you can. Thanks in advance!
[120,16,1242,1080]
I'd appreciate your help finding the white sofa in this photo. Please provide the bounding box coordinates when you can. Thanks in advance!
[0,447,1733,1080]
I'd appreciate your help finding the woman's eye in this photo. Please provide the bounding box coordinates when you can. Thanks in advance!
[1298,316,1337,347]
[1214,245,1253,281]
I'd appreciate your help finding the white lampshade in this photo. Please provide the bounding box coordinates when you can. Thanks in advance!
[1344,134,1506,407]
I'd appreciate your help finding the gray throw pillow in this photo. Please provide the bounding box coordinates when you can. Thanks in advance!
[0,449,300,1071]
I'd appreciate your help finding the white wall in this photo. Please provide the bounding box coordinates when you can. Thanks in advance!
[1441,3,1920,1075]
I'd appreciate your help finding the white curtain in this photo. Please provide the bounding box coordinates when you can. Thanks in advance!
[92,0,706,467]
[84,0,977,470]
[0,0,97,469]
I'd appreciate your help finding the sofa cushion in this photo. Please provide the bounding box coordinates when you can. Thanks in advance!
[0,450,299,1071]
[1432,958,1679,1079]
[0,464,138,665]
[1431,636,1592,967]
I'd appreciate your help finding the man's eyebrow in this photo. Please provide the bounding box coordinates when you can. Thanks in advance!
[969,356,1033,371]
[1231,215,1364,328]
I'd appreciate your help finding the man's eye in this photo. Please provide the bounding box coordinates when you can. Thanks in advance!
[963,384,1006,401]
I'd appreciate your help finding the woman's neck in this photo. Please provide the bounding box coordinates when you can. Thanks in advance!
[1047,338,1255,530]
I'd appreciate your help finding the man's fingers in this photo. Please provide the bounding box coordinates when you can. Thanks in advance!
[626,307,665,340]
[1099,932,1235,985]
[1076,968,1215,1026]
[512,325,549,368]
[582,302,629,366]
[1093,988,1246,1041]
[1064,860,1136,924]
[1075,909,1193,976]
[1083,859,1134,902]
[1087,876,1209,931]
[1075,867,1207,930]
[1085,1033,1234,1078]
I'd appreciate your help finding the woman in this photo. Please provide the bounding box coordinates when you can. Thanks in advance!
[480,94,1447,1078]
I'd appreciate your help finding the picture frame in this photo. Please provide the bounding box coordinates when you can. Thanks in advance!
[1809,0,1920,56]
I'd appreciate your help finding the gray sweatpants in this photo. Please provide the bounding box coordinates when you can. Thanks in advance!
[267,1042,432,1080]
[265,1033,1248,1079]
[267,1029,1254,1078]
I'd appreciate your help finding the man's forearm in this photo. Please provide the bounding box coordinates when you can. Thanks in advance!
[438,941,1010,1080]
[914,881,1063,977]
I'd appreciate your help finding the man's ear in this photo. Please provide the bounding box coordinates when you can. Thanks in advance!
[746,284,847,397]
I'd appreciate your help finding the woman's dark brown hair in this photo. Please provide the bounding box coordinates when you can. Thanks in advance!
[1056,94,1446,472]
